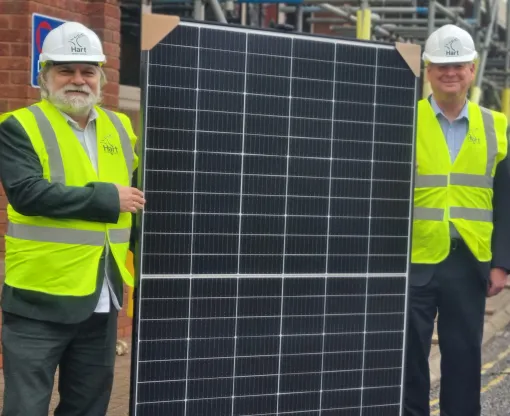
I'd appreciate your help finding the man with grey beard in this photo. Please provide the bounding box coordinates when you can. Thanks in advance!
[0,22,145,416]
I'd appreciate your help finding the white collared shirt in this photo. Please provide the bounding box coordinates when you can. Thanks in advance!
[428,95,470,240]
[59,109,120,313]
[429,95,469,163]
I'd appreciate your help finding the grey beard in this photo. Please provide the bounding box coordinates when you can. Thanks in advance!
[47,89,99,117]
[51,99,93,116]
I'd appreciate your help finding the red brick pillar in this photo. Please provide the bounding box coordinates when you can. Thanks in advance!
[88,0,121,109]
[0,0,125,366]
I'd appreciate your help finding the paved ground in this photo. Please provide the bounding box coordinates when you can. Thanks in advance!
[430,321,510,416]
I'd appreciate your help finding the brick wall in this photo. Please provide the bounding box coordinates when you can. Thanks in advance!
[0,0,130,367]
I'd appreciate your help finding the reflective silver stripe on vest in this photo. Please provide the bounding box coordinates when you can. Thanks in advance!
[416,173,493,189]
[450,207,492,222]
[27,105,66,184]
[414,206,492,222]
[6,222,131,245]
[102,109,134,180]
[109,228,131,244]
[449,173,493,188]
[7,222,105,245]
[415,107,498,190]
[414,175,448,188]
[28,106,134,182]
[480,107,498,177]
[414,207,444,221]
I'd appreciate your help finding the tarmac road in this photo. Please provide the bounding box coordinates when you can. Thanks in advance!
[430,322,510,416]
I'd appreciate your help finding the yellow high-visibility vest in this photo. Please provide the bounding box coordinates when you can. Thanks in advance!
[412,98,508,264]
[1,99,138,296]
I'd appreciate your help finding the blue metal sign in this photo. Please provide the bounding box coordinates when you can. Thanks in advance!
[31,13,66,88]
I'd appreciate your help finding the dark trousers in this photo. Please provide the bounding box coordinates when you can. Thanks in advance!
[1,306,118,416]
[404,241,487,416]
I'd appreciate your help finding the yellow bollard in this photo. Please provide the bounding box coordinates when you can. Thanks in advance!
[422,79,432,98]
[502,89,510,120]
[356,9,371,40]
[422,63,432,98]
[469,60,479,102]
[470,86,482,105]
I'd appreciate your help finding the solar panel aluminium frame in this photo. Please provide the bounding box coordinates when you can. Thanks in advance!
[129,14,420,416]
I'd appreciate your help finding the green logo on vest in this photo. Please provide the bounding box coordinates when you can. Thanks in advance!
[467,129,480,144]
[101,136,118,155]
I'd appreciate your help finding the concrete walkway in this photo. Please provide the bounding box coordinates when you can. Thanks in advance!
[431,319,510,415]
[0,282,509,414]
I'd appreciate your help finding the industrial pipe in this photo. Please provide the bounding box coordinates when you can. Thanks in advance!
[472,0,499,104]
[421,0,436,98]
[306,17,453,25]
[341,0,417,3]
[318,3,392,37]
[380,25,429,32]
[296,4,304,31]
[207,0,227,23]
[330,26,357,33]
[373,18,451,25]
[434,2,472,31]
[342,6,465,13]
[485,71,510,77]
[194,0,204,20]
[142,0,152,13]
[472,0,483,46]
[428,0,436,35]
[300,0,465,13]
[280,6,322,13]
[355,0,417,3]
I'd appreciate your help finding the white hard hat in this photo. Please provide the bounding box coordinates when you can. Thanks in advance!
[422,24,478,64]
[39,22,106,66]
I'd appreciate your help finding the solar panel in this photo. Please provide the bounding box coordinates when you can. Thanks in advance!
[129,14,420,416]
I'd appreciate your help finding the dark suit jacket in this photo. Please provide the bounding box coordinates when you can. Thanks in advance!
[0,114,137,324]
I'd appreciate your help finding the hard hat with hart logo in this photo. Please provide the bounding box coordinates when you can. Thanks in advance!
[39,22,106,66]
[422,24,478,64]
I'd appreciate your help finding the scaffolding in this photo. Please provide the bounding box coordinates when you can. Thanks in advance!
[284,0,510,114]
